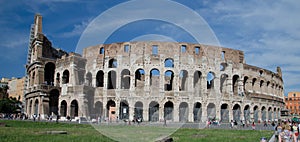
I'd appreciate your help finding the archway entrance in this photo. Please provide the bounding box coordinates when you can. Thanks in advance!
[149,101,159,122]
[119,100,129,120]
[179,102,188,122]
[134,101,143,121]
[60,100,67,117]
[49,89,59,115]
[164,101,174,121]
[107,100,116,121]
[221,104,229,122]
[207,103,216,120]
[70,100,78,118]
[233,104,241,122]
[193,102,202,122]
[244,105,250,122]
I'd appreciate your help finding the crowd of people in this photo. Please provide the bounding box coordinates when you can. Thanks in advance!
[275,119,300,142]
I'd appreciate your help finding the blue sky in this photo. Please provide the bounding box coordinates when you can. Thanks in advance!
[0,0,299,95]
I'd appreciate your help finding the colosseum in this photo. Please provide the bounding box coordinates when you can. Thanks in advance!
[25,14,284,123]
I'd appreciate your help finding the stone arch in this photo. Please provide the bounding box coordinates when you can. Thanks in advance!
[207,72,215,90]
[207,103,216,120]
[193,102,202,122]
[107,100,116,120]
[44,62,55,85]
[99,47,104,54]
[164,58,174,68]
[107,70,116,89]
[244,105,250,122]
[253,105,259,122]
[60,100,67,117]
[56,72,60,86]
[268,107,272,121]
[134,101,143,120]
[273,107,277,120]
[62,70,70,84]
[252,78,257,90]
[70,100,78,118]
[94,101,103,118]
[86,72,92,86]
[193,71,202,88]
[49,89,60,115]
[164,70,174,91]
[261,106,267,121]
[220,62,227,71]
[221,103,229,122]
[96,70,104,87]
[150,68,160,88]
[233,104,241,121]
[179,102,188,122]
[179,70,188,91]
[243,76,249,91]
[34,99,39,115]
[119,100,129,119]
[232,75,239,95]
[149,101,159,122]
[220,74,228,93]
[108,58,117,68]
[164,101,174,121]
[135,68,145,88]
[121,69,130,89]
[28,100,33,115]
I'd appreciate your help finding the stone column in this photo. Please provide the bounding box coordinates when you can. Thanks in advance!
[173,102,179,122]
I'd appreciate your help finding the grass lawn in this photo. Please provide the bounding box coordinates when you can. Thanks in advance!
[0,120,273,142]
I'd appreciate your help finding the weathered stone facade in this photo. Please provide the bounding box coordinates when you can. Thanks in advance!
[25,14,284,123]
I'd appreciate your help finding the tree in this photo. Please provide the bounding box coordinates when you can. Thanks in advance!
[0,97,21,114]
[0,86,9,99]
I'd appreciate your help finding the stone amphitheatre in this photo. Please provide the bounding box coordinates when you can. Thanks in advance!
[25,14,284,123]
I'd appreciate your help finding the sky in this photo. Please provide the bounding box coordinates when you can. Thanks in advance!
[0,0,299,95]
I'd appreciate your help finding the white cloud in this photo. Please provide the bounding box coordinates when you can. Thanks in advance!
[60,18,93,38]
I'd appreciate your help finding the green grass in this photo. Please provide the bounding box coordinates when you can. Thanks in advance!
[0,120,273,142]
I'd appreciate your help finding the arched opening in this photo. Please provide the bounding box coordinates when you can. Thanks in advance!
[179,70,188,91]
[31,71,35,86]
[207,72,215,89]
[107,71,116,89]
[121,69,130,89]
[193,71,202,88]
[86,72,92,86]
[108,58,117,68]
[220,74,228,93]
[96,70,104,87]
[221,104,229,122]
[150,69,160,88]
[44,62,55,85]
[34,99,39,115]
[273,108,277,120]
[62,70,70,84]
[28,100,32,115]
[254,106,259,122]
[99,47,104,54]
[220,63,227,71]
[179,102,188,122]
[252,78,257,89]
[134,101,143,121]
[244,105,250,122]
[107,100,116,121]
[261,106,266,121]
[70,100,78,118]
[268,107,272,121]
[135,69,145,88]
[164,58,174,68]
[243,76,249,91]
[164,70,174,91]
[56,73,60,86]
[94,101,103,118]
[119,100,129,120]
[164,101,174,121]
[233,104,241,122]
[207,103,216,120]
[149,101,159,122]
[193,102,202,122]
[49,89,60,115]
[232,75,239,95]
[60,100,67,117]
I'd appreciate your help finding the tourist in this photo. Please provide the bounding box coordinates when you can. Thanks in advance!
[252,122,256,130]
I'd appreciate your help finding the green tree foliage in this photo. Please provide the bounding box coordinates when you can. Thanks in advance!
[0,86,9,99]
[0,97,21,113]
